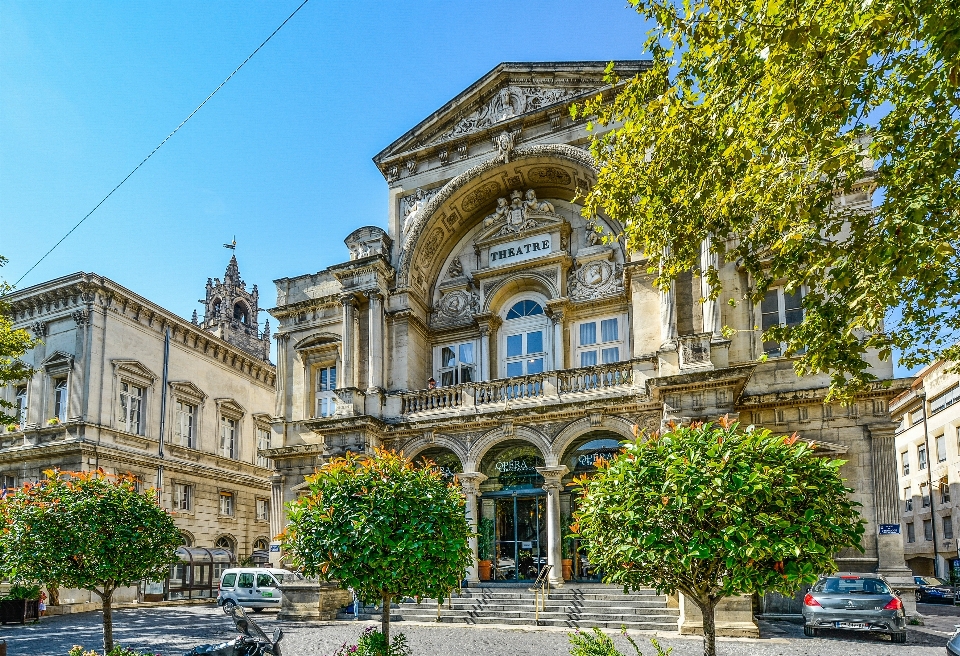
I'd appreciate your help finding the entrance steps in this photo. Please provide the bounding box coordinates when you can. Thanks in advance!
[338,584,679,631]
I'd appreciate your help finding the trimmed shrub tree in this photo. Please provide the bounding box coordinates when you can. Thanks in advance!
[284,448,472,647]
[0,470,182,653]
[572,419,865,656]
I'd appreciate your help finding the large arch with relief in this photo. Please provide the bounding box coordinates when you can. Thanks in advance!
[397,144,604,298]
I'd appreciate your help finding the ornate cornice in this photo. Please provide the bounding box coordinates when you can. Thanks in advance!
[4,273,276,388]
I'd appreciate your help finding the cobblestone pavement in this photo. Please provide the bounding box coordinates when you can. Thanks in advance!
[0,605,954,656]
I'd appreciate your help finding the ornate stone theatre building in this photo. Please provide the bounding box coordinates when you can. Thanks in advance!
[266,62,913,598]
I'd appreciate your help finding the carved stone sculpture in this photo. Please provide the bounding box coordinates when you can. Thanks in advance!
[483,197,509,228]
[494,130,519,163]
[585,218,604,246]
[524,189,554,213]
[567,259,624,302]
[431,289,481,328]
[447,257,464,279]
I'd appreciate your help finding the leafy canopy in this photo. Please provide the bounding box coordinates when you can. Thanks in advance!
[0,469,182,589]
[572,420,864,600]
[576,0,960,399]
[0,255,37,424]
[284,448,473,605]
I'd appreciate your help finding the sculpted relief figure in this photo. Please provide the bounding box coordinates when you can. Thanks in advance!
[585,218,605,246]
[484,197,509,228]
[403,188,428,234]
[524,189,554,214]
[446,256,464,279]
[494,129,519,163]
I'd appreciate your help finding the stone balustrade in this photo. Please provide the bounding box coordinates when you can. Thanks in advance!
[387,359,649,420]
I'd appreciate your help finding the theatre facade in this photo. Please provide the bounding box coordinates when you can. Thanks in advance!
[265,61,912,590]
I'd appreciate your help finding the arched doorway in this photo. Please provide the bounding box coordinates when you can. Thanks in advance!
[413,446,463,480]
[559,431,625,582]
[478,440,546,582]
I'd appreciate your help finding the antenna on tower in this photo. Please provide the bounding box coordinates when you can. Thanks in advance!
[223,236,236,250]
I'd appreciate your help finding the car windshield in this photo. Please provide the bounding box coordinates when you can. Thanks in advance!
[917,577,949,586]
[815,577,891,595]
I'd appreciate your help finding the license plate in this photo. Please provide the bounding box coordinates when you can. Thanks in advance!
[836,622,866,629]
[261,592,273,597]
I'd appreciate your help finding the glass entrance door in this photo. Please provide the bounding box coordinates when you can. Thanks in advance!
[492,494,546,581]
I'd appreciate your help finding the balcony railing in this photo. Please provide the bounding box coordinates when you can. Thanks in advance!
[391,359,645,419]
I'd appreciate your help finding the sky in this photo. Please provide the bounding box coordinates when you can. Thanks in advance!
[0,1,918,377]
[1,1,651,310]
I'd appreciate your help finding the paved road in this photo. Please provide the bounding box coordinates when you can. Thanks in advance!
[1,604,955,656]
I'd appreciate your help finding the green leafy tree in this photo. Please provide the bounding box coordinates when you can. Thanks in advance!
[0,255,37,424]
[572,420,864,656]
[575,0,960,399]
[284,448,473,647]
[0,470,182,653]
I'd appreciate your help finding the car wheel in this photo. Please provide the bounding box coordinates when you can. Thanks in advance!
[803,626,819,637]
[916,590,923,603]
[890,632,907,644]
[222,599,238,613]
[252,607,264,613]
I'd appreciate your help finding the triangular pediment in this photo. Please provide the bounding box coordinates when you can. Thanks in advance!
[112,359,158,386]
[215,398,246,419]
[169,380,207,404]
[42,350,74,372]
[373,61,649,168]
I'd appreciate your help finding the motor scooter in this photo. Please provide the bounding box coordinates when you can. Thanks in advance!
[184,605,283,656]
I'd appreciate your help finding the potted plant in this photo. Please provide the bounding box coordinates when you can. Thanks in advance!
[561,514,574,581]
[5,423,18,433]
[46,418,60,426]
[477,517,495,581]
[0,583,41,625]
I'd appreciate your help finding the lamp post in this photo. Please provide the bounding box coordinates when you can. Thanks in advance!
[918,388,941,577]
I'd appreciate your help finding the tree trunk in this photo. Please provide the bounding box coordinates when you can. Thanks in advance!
[47,584,60,606]
[381,592,392,648]
[698,596,718,656]
[94,587,115,654]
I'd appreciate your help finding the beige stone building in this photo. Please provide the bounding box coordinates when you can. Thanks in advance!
[891,362,960,581]
[1,258,276,568]
[265,61,915,621]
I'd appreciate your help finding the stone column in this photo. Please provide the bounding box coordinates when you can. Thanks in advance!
[476,314,501,381]
[274,334,288,418]
[659,263,678,349]
[868,421,919,616]
[459,472,487,585]
[538,466,569,587]
[700,235,723,340]
[367,291,384,391]
[479,326,491,381]
[339,294,357,389]
[547,302,566,371]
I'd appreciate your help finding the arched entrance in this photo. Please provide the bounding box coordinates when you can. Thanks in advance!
[559,431,626,582]
[413,446,463,480]
[478,440,547,582]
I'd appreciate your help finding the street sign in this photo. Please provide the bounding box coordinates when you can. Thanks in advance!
[879,524,901,535]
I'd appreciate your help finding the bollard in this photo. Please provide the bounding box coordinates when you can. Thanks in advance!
[1,638,7,656]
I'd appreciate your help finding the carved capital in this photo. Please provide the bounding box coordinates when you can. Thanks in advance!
[71,310,89,326]
[537,466,569,492]
[338,293,357,309]
[458,472,488,496]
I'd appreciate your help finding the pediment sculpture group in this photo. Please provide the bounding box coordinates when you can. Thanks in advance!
[484,189,556,234]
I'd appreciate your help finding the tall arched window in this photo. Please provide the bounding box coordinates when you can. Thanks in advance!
[500,299,550,378]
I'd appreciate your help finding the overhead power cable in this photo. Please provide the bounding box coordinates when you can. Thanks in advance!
[14,0,312,287]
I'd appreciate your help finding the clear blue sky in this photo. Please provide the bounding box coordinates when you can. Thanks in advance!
[1,1,917,377]
[2,1,651,311]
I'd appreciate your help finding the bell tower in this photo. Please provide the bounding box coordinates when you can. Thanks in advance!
[195,255,271,362]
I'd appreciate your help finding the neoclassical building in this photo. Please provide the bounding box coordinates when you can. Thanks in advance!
[266,62,913,595]
[1,257,276,576]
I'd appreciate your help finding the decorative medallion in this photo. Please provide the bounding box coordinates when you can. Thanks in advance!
[461,181,503,213]
[567,259,624,302]
[431,290,481,328]
[527,166,572,186]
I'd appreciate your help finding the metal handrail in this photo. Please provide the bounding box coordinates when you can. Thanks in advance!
[528,564,552,624]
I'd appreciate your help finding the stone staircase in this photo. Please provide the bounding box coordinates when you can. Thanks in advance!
[338,584,679,631]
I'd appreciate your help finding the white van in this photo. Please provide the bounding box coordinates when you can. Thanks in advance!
[217,567,300,612]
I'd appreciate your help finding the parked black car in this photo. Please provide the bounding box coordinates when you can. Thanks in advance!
[914,576,956,604]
